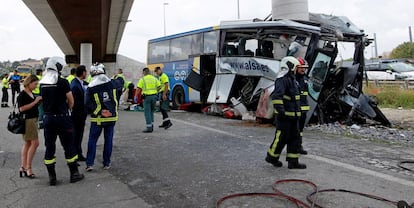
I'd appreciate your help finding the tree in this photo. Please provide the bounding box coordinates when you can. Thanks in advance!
[11,61,20,69]
[389,42,414,59]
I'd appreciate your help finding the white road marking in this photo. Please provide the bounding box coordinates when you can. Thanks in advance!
[172,118,247,140]
[306,155,414,188]
[172,118,414,188]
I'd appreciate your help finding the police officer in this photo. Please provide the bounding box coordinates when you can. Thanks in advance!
[296,57,309,155]
[33,68,44,129]
[85,64,118,171]
[40,57,84,185]
[265,56,306,169]
[135,68,160,133]
[155,66,172,129]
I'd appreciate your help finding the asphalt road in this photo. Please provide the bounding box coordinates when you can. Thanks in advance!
[1,106,414,208]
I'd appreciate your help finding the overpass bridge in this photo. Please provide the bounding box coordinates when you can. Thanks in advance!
[23,0,134,68]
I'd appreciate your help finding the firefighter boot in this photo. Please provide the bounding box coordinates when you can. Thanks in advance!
[299,146,308,155]
[288,159,307,169]
[46,164,57,186]
[68,162,84,183]
[265,154,283,167]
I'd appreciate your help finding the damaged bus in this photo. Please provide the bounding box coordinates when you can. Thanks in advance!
[147,19,319,109]
[147,14,391,126]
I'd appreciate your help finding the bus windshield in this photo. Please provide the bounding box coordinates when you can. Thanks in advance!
[18,67,31,73]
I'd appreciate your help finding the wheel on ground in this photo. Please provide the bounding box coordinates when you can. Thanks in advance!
[172,86,185,109]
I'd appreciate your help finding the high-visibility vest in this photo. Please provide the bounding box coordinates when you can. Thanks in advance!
[158,73,169,92]
[137,75,160,95]
[66,74,75,83]
[2,78,9,89]
[32,75,42,94]
[86,75,92,83]
[114,74,128,89]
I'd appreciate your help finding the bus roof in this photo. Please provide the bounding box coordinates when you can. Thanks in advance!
[149,19,320,43]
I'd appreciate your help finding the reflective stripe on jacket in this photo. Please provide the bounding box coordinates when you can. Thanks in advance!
[296,74,310,112]
[137,74,160,95]
[85,80,118,125]
[271,72,301,118]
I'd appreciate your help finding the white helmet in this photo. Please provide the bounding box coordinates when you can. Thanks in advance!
[46,56,66,71]
[277,56,300,78]
[90,63,105,77]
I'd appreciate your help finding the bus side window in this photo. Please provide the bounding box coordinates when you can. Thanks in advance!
[261,41,274,58]
[203,31,219,54]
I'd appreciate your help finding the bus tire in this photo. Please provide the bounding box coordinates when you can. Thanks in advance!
[172,86,185,109]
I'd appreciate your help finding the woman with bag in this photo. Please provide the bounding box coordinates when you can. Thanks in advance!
[17,75,42,178]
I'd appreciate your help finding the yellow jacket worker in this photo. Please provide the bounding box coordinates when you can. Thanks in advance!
[155,66,172,129]
[1,74,10,107]
[135,68,160,133]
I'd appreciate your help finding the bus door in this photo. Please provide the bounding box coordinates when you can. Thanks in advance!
[184,54,216,105]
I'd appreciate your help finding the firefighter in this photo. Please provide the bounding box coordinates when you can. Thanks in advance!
[40,57,84,185]
[155,66,172,129]
[296,57,309,155]
[265,56,306,169]
[134,67,160,133]
[112,68,126,103]
[85,63,118,171]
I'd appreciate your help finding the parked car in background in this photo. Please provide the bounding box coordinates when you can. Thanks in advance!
[365,62,414,80]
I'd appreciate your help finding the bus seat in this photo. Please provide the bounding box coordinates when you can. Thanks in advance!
[245,50,254,57]
[256,49,262,56]
[223,45,238,56]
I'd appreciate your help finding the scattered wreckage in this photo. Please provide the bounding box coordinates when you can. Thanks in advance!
[184,13,391,127]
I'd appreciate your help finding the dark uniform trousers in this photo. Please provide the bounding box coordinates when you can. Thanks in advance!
[267,117,301,161]
[72,113,87,156]
[298,113,307,146]
[11,84,20,105]
[159,91,170,121]
[2,87,8,104]
[44,114,78,165]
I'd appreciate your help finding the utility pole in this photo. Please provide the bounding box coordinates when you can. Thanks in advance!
[237,0,240,19]
[374,33,378,59]
[409,26,413,43]
[163,3,169,36]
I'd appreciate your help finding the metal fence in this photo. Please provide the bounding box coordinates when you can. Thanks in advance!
[367,80,414,89]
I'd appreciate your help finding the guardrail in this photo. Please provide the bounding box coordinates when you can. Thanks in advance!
[366,80,414,89]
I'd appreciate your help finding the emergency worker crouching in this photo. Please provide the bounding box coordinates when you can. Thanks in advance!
[85,64,118,171]
[40,57,84,185]
[265,56,306,169]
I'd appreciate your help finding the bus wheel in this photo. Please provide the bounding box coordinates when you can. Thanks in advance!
[172,86,185,109]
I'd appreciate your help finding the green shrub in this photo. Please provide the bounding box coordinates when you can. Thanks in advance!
[365,86,414,109]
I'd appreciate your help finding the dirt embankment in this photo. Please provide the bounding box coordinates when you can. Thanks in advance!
[380,108,414,129]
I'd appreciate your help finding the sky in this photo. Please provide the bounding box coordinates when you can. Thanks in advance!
[0,0,413,63]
